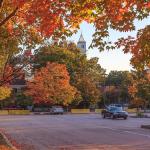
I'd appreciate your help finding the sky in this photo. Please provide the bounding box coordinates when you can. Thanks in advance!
[68,17,150,73]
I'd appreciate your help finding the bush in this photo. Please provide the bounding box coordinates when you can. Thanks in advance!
[136,111,144,117]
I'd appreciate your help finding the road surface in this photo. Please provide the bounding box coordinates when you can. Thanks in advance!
[0,114,150,150]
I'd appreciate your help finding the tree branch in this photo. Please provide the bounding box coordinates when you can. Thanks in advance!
[0,63,26,86]
[2,53,12,79]
[0,56,31,86]
[0,0,4,9]
[0,7,18,27]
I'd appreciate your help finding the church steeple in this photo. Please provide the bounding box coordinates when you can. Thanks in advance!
[79,33,85,42]
[77,33,86,54]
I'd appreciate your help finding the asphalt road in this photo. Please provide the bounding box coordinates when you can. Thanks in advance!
[0,114,150,150]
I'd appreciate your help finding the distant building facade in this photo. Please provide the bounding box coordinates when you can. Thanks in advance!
[10,78,26,94]
[77,33,86,55]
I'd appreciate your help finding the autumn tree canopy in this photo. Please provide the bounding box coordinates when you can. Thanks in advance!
[0,0,149,71]
[26,62,76,105]
[33,44,105,107]
[104,71,132,105]
[0,0,149,101]
[128,70,150,108]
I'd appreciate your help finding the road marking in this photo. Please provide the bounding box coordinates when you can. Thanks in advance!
[97,126,150,138]
[123,130,150,138]
[0,118,31,121]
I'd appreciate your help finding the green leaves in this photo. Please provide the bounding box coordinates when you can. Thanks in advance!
[34,43,105,106]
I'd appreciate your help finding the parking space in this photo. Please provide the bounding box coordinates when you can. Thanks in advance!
[0,114,150,150]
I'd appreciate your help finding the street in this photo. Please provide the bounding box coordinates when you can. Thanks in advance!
[0,114,150,150]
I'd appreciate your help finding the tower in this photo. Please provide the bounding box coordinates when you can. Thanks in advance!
[77,33,86,54]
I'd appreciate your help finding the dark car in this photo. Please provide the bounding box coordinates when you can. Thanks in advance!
[101,106,128,119]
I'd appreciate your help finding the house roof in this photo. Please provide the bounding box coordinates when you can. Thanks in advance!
[11,79,26,85]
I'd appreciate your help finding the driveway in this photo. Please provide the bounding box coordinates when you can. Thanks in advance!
[0,114,150,150]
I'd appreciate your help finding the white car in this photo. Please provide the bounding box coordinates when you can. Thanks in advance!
[50,106,64,115]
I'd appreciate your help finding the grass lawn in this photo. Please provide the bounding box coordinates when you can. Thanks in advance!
[0,133,12,150]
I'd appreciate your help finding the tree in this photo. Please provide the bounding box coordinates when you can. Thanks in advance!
[0,65,13,101]
[75,74,100,108]
[89,1,150,71]
[0,0,149,106]
[26,62,76,106]
[0,0,149,90]
[128,70,150,109]
[116,25,150,70]
[0,86,11,101]
[0,0,42,86]
[104,71,132,104]
[34,44,105,107]
[72,1,150,72]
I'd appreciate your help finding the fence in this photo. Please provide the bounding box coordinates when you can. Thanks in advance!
[71,109,90,114]
[71,108,139,114]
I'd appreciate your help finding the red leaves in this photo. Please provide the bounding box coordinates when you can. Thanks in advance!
[1,0,149,39]
[116,25,150,70]
[0,65,13,85]
[0,0,72,37]
[0,0,149,74]
[26,62,76,105]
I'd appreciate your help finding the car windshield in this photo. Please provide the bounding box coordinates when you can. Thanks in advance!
[109,107,123,112]
[56,108,63,110]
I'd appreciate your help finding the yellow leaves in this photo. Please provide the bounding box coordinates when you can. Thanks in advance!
[0,86,11,100]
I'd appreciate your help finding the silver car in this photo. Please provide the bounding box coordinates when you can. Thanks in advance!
[50,106,64,115]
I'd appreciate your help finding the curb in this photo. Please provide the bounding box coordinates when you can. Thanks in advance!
[130,116,150,118]
[141,125,150,129]
[0,132,18,150]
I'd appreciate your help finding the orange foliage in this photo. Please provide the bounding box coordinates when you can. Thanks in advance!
[128,84,138,97]
[26,62,76,105]
[0,65,24,86]
[0,0,149,71]
[0,65,13,86]
[0,0,149,37]
[1,0,71,37]
[116,26,150,70]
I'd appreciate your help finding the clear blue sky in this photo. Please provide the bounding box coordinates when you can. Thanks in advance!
[68,17,150,73]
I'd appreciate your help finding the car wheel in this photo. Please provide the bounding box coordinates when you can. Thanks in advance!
[111,115,115,119]
[124,117,127,120]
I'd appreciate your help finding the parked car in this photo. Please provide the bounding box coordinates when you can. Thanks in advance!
[50,106,64,115]
[101,106,128,119]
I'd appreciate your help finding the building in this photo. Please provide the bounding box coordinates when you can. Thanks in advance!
[10,78,26,94]
[77,33,86,54]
